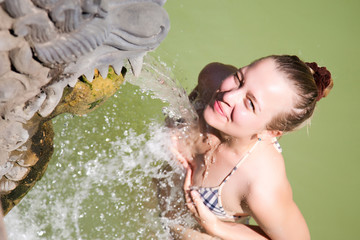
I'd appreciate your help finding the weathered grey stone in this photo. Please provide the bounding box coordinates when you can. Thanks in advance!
[0,0,169,214]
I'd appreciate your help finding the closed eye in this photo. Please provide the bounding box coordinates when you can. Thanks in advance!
[247,98,255,111]
[234,71,243,87]
[247,92,258,113]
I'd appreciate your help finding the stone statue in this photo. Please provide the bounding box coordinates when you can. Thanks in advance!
[0,0,169,214]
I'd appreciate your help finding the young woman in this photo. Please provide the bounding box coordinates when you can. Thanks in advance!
[171,55,333,239]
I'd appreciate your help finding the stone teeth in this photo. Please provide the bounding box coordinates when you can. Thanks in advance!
[112,62,124,75]
[16,151,38,167]
[5,162,30,181]
[0,150,9,169]
[68,76,78,87]
[21,92,46,121]
[0,121,29,152]
[128,54,145,77]
[38,81,66,117]
[0,177,17,194]
[83,69,95,82]
[0,161,14,178]
[97,65,109,78]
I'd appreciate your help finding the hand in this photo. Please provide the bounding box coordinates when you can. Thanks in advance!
[170,133,191,169]
[183,167,220,235]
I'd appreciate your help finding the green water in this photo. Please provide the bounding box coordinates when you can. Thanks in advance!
[156,1,360,239]
[5,0,360,239]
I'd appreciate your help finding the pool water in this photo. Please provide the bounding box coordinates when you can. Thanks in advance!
[5,0,360,239]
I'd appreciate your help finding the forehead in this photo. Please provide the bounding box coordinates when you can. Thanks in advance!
[245,58,295,116]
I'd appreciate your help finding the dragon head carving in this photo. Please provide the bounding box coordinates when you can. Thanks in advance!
[0,0,169,196]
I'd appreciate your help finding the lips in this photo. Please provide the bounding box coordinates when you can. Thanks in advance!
[214,100,227,118]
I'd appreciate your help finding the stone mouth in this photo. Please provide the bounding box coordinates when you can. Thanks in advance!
[0,0,170,212]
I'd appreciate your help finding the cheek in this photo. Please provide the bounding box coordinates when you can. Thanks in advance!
[232,108,253,125]
[232,108,266,131]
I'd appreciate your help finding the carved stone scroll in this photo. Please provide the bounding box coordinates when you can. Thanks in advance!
[0,0,170,214]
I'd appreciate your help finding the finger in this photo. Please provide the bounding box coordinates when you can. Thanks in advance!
[184,192,197,215]
[184,184,193,204]
[184,187,197,215]
[185,201,196,212]
[186,201,200,217]
[183,167,192,191]
[190,190,211,218]
[190,190,202,206]
[184,190,192,204]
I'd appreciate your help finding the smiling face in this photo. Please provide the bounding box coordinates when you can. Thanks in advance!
[203,58,295,140]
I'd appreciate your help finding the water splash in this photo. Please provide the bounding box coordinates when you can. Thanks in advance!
[126,55,198,126]
[5,56,199,239]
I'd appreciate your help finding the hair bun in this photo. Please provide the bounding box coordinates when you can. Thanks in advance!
[305,62,333,101]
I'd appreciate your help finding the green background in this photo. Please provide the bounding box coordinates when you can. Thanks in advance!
[155,0,360,239]
[4,0,360,239]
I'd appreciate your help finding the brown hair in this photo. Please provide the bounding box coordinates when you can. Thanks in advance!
[253,55,333,132]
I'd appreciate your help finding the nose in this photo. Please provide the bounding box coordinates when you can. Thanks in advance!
[221,88,243,107]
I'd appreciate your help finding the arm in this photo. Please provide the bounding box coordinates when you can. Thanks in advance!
[182,168,266,239]
[188,190,270,240]
[246,182,310,240]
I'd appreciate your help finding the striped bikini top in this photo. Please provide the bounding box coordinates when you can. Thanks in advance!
[191,138,282,220]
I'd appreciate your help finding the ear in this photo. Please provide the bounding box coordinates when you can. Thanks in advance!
[258,129,283,140]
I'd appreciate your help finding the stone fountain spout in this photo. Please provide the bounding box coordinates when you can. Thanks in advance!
[0,0,170,215]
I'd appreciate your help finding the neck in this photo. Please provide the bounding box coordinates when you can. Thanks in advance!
[219,133,260,156]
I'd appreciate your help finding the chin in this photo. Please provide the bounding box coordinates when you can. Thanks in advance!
[203,106,222,131]
[203,105,214,124]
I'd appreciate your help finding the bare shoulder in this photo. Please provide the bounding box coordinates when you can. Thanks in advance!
[247,144,292,203]
[245,146,310,240]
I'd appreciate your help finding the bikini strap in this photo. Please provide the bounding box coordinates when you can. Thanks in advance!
[272,137,282,153]
[220,138,261,185]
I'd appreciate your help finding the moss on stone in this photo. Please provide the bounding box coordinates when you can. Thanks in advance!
[51,66,125,117]
[1,66,126,215]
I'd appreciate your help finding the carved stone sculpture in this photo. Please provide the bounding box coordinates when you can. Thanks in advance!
[0,0,169,214]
